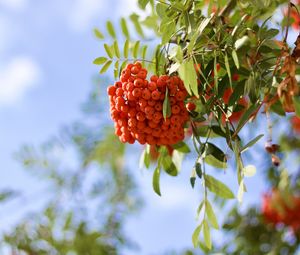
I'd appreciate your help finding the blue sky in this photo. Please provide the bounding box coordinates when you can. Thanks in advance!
[0,0,274,254]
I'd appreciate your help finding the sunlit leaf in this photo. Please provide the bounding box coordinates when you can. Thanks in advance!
[113,41,120,58]
[232,49,239,69]
[133,41,140,59]
[93,28,104,39]
[93,57,107,65]
[203,220,211,249]
[124,39,129,58]
[205,200,219,229]
[240,134,264,153]
[120,18,130,38]
[172,141,190,153]
[205,174,235,199]
[106,21,116,39]
[104,44,113,58]
[153,166,161,196]
[192,224,202,247]
[99,60,112,74]
[163,88,171,119]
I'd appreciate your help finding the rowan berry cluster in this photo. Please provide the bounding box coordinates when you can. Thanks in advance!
[262,189,300,232]
[107,62,189,145]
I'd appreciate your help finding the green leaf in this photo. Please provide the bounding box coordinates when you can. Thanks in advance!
[130,14,144,38]
[138,0,150,9]
[93,57,107,65]
[228,81,245,106]
[114,61,119,79]
[163,88,171,120]
[232,49,239,69]
[198,15,213,34]
[99,60,112,74]
[203,220,211,249]
[204,154,227,169]
[205,174,235,199]
[93,28,104,39]
[192,224,202,247]
[120,18,130,38]
[172,141,190,153]
[162,159,178,176]
[235,35,249,50]
[224,53,232,87]
[293,96,300,117]
[113,41,120,58]
[133,41,140,58]
[197,200,204,216]
[178,60,198,96]
[153,166,161,196]
[104,43,113,58]
[161,21,175,44]
[205,200,219,229]
[124,39,129,58]
[190,169,196,188]
[240,134,264,153]
[195,162,202,179]
[139,145,151,169]
[205,143,227,163]
[141,45,148,65]
[156,3,167,18]
[106,21,116,39]
[235,103,261,135]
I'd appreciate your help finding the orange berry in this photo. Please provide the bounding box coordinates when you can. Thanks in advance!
[153,111,162,120]
[120,105,129,113]
[137,121,146,130]
[150,75,158,82]
[175,91,185,101]
[152,90,161,100]
[136,112,146,121]
[134,61,142,69]
[138,99,147,108]
[116,88,124,96]
[142,89,151,100]
[134,78,144,88]
[137,69,147,79]
[131,66,140,75]
[107,86,116,96]
[154,103,162,111]
[148,82,157,91]
[115,96,125,106]
[171,115,180,124]
[145,106,155,115]
[147,100,156,106]
[132,88,142,98]
[169,97,176,105]
[171,105,181,114]
[126,63,134,70]
[126,82,134,91]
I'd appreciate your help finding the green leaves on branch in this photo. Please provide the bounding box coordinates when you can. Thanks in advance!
[178,59,198,97]
[153,166,161,196]
[204,175,235,199]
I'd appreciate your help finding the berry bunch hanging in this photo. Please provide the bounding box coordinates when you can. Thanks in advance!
[107,62,189,146]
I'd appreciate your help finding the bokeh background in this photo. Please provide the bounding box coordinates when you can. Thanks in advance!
[0,0,296,254]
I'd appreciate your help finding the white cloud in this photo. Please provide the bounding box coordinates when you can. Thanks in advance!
[0,0,27,10]
[0,57,41,106]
